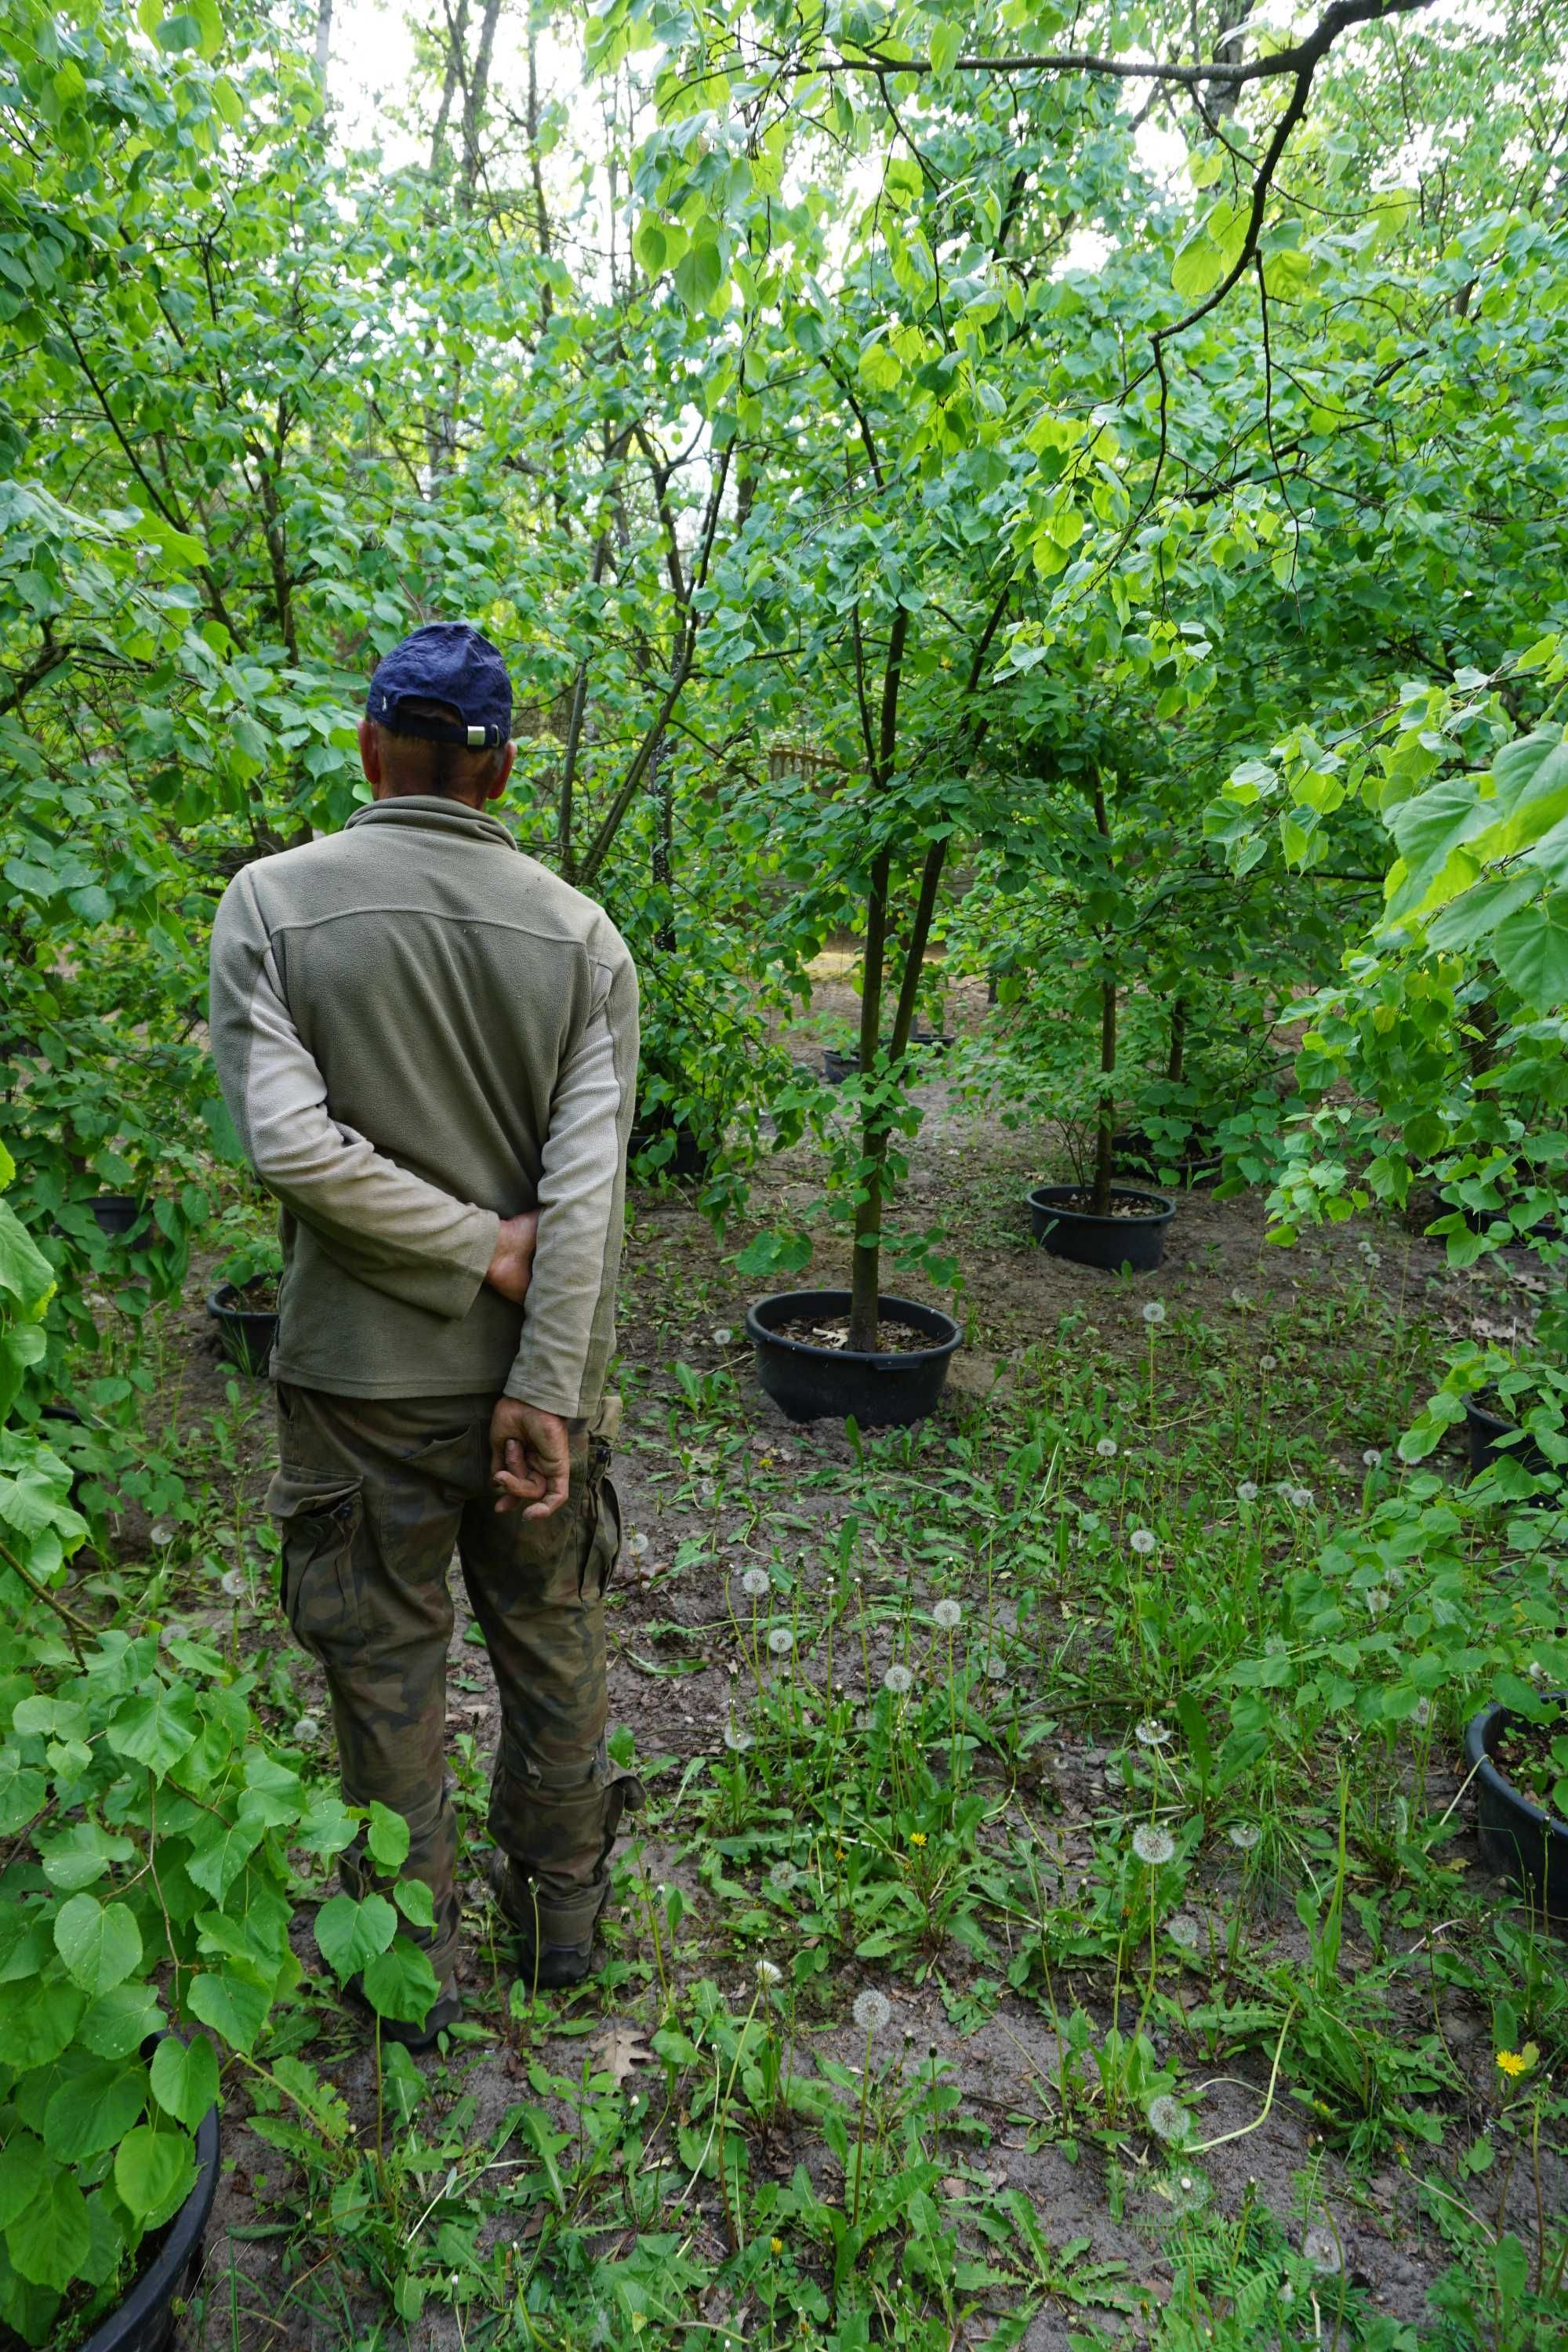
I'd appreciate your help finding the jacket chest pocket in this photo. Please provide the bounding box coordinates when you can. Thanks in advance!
[267,1467,365,1663]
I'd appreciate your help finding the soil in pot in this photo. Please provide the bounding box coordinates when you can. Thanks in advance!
[746,1289,961,1426]
[1465,1697,1568,1922]
[1028,1184,1175,1274]
[206,1279,279,1377]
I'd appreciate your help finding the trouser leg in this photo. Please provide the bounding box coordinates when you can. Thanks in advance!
[459,1435,641,1951]
[267,1383,485,1981]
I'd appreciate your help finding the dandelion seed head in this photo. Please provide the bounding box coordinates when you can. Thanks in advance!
[220,1567,245,1599]
[1132,1824,1177,1867]
[1130,1528,1157,1558]
[292,1715,321,1742]
[755,1958,783,1987]
[712,1327,734,1345]
[768,1627,795,1657]
[1365,1588,1388,1617]
[1236,1481,1259,1504]
[1167,1912,1201,1951]
[741,1567,770,1597]
[984,1656,1007,1681]
[627,1531,650,1557]
[932,1598,963,1631]
[882,1664,913,1697]
[149,1520,176,1547]
[1134,1717,1171,1749]
[1288,1486,1313,1510]
[1146,2094,1192,2145]
[1228,1821,1261,1852]
[769,1861,800,1892]
[1414,1698,1432,1728]
[1362,1449,1383,1469]
[1258,1354,1278,1373]
[1096,1437,1118,1459]
[1142,1300,1167,1326]
[724,1722,753,1753]
[852,1990,891,2034]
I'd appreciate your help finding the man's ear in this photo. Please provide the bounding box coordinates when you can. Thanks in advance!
[483,742,517,804]
[358,719,383,789]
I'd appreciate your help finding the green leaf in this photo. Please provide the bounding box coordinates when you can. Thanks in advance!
[314,1893,397,1981]
[44,2059,148,2162]
[6,2161,89,2290]
[394,1878,435,1930]
[184,1817,263,1903]
[673,239,724,312]
[0,1201,56,1311]
[0,2134,45,2230]
[360,1936,441,2027]
[0,1975,87,2070]
[296,1795,358,1858]
[928,17,963,77]
[54,1894,143,1996]
[1491,893,1568,1011]
[78,1980,164,2060]
[114,2125,195,2227]
[187,1969,270,2056]
[106,1685,198,1776]
[149,2034,219,2129]
[365,1802,410,1871]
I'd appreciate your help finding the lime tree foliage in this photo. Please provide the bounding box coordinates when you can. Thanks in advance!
[4,0,1568,2333]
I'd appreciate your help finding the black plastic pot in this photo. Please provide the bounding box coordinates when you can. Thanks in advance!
[822,1036,954,1085]
[79,2095,220,2352]
[1465,1698,1568,1923]
[206,1283,278,1377]
[89,1195,157,1254]
[746,1289,962,1426]
[630,1115,713,1181]
[1464,1396,1553,1479]
[1028,1185,1175,1274]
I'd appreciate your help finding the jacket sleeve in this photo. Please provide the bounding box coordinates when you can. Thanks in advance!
[505,945,638,1418]
[209,866,500,1319]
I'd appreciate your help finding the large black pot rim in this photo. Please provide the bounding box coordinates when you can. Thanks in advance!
[78,2096,219,2352]
[1028,1183,1177,1229]
[745,1288,962,1367]
[1465,1695,1568,1843]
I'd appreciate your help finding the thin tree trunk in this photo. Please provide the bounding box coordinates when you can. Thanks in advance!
[1167,994,1188,1084]
[459,0,503,203]
[314,0,332,91]
[652,739,675,952]
[524,33,554,328]
[428,0,469,178]
[1091,778,1116,1218]
[848,848,892,1352]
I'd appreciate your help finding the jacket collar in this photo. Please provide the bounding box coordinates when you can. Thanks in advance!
[344,795,518,854]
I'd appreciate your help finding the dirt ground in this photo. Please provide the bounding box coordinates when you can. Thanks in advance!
[144,1004,1563,2350]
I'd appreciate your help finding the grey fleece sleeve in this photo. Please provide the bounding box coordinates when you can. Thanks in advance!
[506,950,638,1418]
[209,867,500,1319]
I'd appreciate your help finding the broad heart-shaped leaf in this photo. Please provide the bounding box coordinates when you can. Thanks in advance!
[1385,769,1488,921]
[673,238,724,312]
[1425,872,1540,955]
[53,1893,143,1996]
[360,1936,441,2027]
[150,2033,219,2129]
[187,1968,270,2056]
[44,2057,148,2161]
[365,1802,410,1871]
[0,1196,56,1311]
[106,1683,198,1777]
[0,1974,86,2070]
[296,1794,358,1859]
[0,2132,45,2229]
[1491,892,1568,1012]
[1472,727,1568,861]
[78,1980,164,2060]
[184,1815,263,1904]
[314,1892,397,1982]
[6,2160,90,2290]
[114,2124,195,2227]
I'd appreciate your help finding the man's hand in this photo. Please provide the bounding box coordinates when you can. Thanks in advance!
[489,1398,572,1519]
[485,1211,539,1305]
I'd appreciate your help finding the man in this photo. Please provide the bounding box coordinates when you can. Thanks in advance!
[209,620,641,2046]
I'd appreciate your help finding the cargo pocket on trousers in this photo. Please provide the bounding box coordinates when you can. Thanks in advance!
[583,1472,621,1600]
[267,1466,365,1664]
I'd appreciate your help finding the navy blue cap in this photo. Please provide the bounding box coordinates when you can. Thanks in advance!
[365,622,513,750]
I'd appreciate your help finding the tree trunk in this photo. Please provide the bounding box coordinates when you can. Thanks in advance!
[652,739,674,953]
[1091,777,1116,1218]
[848,848,891,1353]
[459,0,503,205]
[1167,994,1188,1085]
[314,0,332,92]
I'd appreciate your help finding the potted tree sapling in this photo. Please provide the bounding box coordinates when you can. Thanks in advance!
[1465,1683,1568,1922]
[205,1203,283,1377]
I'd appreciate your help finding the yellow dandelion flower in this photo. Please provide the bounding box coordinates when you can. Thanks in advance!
[770,2236,783,2256]
[909,1831,927,1848]
[1496,2045,1537,2079]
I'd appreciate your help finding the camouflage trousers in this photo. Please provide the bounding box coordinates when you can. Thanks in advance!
[266,1381,637,1981]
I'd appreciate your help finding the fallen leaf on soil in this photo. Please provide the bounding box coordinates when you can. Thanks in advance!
[591,2023,654,2085]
